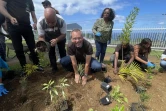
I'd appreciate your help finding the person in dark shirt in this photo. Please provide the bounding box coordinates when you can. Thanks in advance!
[41,0,60,14]
[0,13,6,61]
[110,42,134,74]
[134,38,155,71]
[60,29,102,85]
[160,49,166,70]
[0,0,43,72]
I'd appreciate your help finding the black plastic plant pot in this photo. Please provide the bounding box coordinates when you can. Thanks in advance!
[103,76,111,83]
[130,103,145,111]
[60,100,69,111]
[101,82,112,93]
[100,95,111,105]
[136,86,147,94]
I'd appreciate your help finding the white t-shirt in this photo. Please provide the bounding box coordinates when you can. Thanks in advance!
[37,14,66,37]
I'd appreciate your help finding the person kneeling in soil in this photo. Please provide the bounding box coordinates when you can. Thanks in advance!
[160,49,166,71]
[110,42,134,74]
[134,38,155,71]
[60,29,102,85]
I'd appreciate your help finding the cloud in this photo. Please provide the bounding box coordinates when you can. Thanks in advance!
[158,22,165,25]
[33,0,128,16]
[114,15,125,23]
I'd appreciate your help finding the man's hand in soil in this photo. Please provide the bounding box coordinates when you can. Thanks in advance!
[75,74,81,83]
[0,84,9,96]
[50,39,58,47]
[82,75,87,86]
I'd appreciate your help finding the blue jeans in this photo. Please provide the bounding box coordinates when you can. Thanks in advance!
[95,40,107,63]
[160,60,166,70]
[60,56,102,73]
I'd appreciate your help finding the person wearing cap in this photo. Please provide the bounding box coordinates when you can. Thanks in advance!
[0,0,44,73]
[37,8,67,73]
[42,0,60,14]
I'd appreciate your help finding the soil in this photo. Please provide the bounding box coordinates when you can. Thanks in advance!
[0,53,166,111]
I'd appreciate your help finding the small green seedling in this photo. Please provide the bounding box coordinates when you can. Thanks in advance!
[56,78,70,100]
[111,105,125,111]
[140,92,150,103]
[77,63,85,77]
[42,80,59,102]
[109,85,128,104]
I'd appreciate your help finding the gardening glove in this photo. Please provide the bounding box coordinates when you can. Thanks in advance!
[0,57,9,70]
[95,32,101,37]
[146,62,155,68]
[0,83,9,96]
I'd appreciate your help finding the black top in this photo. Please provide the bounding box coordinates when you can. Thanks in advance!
[67,39,93,63]
[115,44,134,59]
[4,0,35,25]
[0,13,5,25]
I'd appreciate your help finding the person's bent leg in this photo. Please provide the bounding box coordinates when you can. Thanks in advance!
[60,56,73,72]
[134,55,148,71]
[160,60,166,70]
[95,40,101,60]
[100,42,107,63]
[90,57,102,73]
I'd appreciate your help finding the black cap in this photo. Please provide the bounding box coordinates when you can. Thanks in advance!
[42,0,51,6]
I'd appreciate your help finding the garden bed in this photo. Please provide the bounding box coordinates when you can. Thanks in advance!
[0,54,166,111]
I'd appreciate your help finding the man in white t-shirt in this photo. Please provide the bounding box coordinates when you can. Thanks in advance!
[37,8,66,73]
[41,0,61,63]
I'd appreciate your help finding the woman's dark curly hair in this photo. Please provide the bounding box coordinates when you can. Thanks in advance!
[101,8,115,21]
[139,38,152,54]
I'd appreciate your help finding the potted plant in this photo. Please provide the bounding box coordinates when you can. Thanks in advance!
[131,92,150,111]
[100,85,128,105]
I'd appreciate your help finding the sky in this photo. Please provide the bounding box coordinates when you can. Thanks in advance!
[33,0,166,30]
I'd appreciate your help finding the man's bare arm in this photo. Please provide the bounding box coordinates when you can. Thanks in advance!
[84,55,92,75]
[70,55,78,75]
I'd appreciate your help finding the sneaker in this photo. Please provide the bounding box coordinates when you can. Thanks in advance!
[56,58,61,63]
[36,66,44,71]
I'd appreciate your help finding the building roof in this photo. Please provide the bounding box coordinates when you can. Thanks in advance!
[67,23,82,30]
